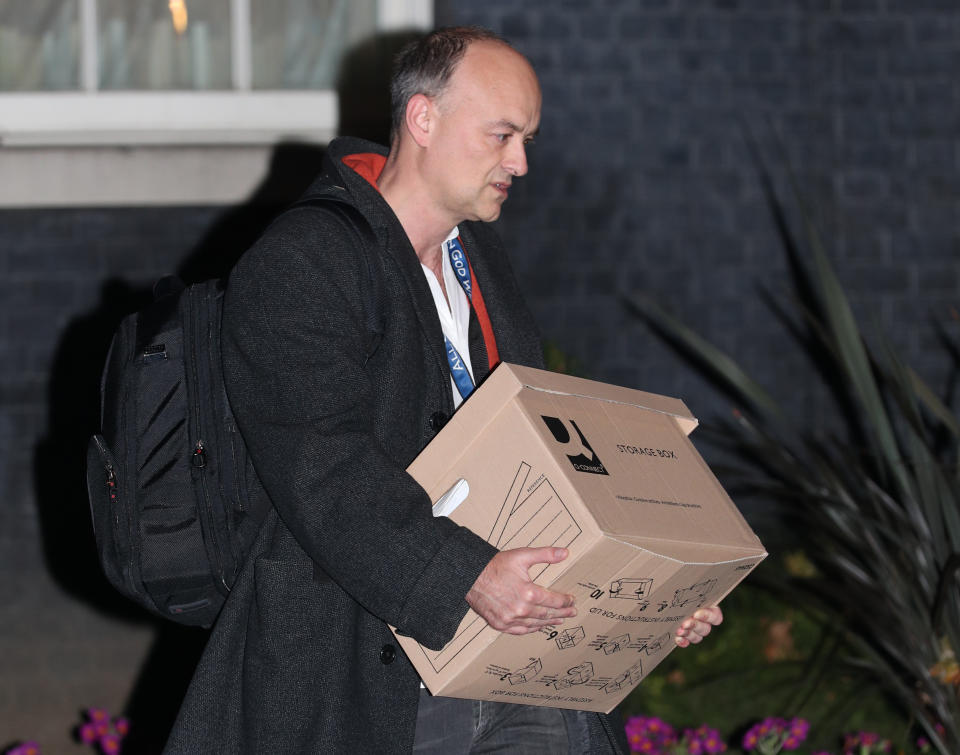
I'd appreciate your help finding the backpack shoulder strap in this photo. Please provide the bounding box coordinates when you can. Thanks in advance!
[134,275,186,359]
[291,191,385,361]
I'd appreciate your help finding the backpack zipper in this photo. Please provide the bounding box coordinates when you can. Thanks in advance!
[91,433,132,576]
[226,416,246,513]
[92,434,120,528]
[188,293,230,595]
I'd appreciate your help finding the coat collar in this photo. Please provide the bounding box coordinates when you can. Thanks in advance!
[312,138,453,406]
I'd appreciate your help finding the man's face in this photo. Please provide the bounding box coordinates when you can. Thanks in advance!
[424,41,542,225]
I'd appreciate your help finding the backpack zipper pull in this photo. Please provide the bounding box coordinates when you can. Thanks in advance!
[106,462,118,501]
[192,441,207,469]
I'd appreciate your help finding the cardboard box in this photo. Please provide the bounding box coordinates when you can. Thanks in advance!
[397,363,767,713]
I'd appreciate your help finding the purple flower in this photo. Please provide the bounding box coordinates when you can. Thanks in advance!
[700,728,726,754]
[625,715,733,755]
[7,743,42,755]
[741,716,808,753]
[625,715,681,753]
[842,730,891,755]
[625,716,660,753]
[86,708,110,724]
[647,716,675,740]
[79,722,99,744]
[782,718,809,751]
[72,708,130,754]
[789,719,810,738]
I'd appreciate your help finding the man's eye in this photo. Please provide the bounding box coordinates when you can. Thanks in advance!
[523,137,536,147]
[495,133,509,143]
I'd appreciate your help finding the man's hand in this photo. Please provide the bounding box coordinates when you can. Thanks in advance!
[674,605,723,648]
[466,547,576,635]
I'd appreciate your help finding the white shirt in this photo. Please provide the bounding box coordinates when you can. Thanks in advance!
[419,228,476,690]
[421,226,476,409]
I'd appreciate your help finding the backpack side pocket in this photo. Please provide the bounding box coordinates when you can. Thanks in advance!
[86,433,132,599]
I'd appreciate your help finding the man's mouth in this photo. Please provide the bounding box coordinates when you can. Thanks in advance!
[493,182,510,197]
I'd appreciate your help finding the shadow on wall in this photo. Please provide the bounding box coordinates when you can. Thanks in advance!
[30,29,421,754]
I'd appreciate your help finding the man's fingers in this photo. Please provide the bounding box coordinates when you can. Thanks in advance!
[497,588,576,622]
[694,606,723,625]
[498,614,571,634]
[674,605,723,647]
[486,614,560,633]
[678,618,710,635]
[467,547,577,635]
[530,584,576,610]
[513,546,570,570]
[478,586,577,633]
[531,598,577,620]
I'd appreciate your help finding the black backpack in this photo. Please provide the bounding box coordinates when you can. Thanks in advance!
[86,193,383,627]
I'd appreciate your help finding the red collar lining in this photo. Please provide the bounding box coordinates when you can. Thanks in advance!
[340,152,500,371]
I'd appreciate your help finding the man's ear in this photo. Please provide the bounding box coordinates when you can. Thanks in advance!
[405,93,434,148]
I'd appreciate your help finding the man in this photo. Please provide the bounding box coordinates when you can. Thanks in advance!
[164,27,721,754]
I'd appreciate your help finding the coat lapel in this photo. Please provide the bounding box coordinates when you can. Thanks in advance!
[329,158,452,399]
[380,223,451,395]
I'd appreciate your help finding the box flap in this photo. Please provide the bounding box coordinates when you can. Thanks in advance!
[607,535,767,565]
[512,387,757,547]
[503,363,699,435]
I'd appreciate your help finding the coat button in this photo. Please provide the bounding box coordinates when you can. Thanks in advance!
[380,644,396,665]
[430,411,448,432]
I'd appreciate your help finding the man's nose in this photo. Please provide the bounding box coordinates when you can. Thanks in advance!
[504,141,528,177]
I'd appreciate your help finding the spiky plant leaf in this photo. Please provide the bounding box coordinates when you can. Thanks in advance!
[630,145,960,751]
[627,294,786,425]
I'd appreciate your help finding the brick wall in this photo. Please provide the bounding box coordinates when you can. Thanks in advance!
[2,2,958,750]
[1,206,229,753]
[437,0,960,419]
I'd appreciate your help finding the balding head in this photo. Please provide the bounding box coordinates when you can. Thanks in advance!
[389,27,523,142]
[376,27,541,236]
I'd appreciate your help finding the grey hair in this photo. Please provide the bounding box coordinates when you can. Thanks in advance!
[389,26,511,140]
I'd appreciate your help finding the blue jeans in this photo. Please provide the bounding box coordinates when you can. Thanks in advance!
[412,690,571,754]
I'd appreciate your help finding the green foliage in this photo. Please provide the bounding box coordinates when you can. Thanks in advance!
[627,150,960,752]
[623,576,917,753]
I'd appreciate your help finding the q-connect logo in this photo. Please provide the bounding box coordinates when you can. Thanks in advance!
[540,416,609,475]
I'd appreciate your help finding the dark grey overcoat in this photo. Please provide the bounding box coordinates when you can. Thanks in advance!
[163,137,625,754]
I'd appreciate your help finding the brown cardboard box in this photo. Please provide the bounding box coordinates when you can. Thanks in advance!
[397,363,767,713]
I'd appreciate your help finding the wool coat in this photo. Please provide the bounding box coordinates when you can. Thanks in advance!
[163,137,626,754]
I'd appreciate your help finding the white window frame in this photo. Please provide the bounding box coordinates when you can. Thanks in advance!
[0,0,432,147]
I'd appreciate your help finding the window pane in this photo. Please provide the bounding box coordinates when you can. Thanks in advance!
[0,0,79,91]
[97,0,232,90]
[250,0,377,90]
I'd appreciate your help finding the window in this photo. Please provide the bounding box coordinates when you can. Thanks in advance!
[0,0,431,145]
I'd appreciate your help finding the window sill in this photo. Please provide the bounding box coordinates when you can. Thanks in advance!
[0,91,337,147]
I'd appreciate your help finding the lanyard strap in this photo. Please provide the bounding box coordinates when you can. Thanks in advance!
[447,237,473,298]
[444,236,500,374]
[444,336,475,399]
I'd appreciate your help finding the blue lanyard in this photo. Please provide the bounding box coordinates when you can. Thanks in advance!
[445,336,474,400]
[446,236,472,300]
[443,236,475,399]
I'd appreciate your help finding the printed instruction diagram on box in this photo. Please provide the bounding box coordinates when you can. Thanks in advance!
[417,461,584,674]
